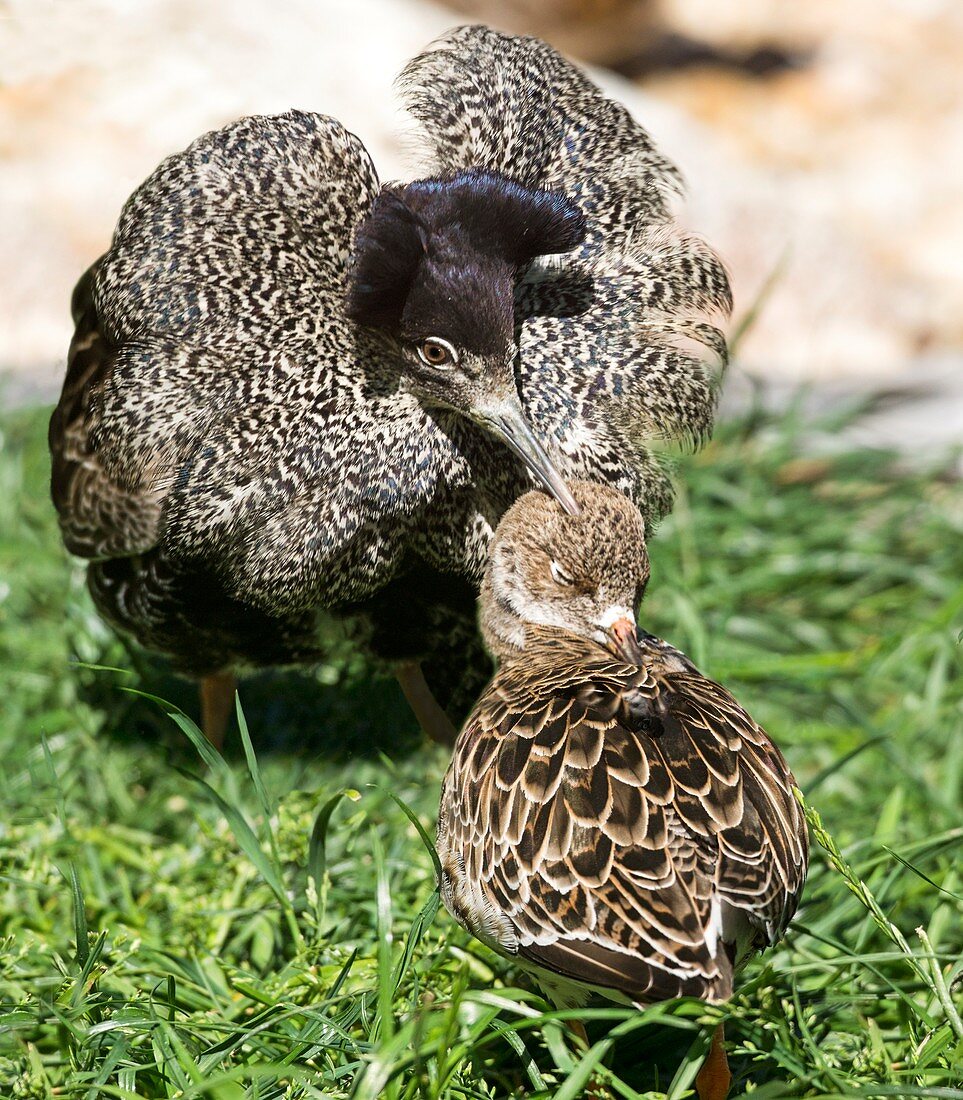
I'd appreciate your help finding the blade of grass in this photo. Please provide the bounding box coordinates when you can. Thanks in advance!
[307,787,361,930]
[173,766,303,950]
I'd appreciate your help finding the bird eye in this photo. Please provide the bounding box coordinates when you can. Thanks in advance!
[416,337,458,368]
[550,559,573,586]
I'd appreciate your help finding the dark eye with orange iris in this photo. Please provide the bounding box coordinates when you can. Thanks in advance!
[416,337,458,368]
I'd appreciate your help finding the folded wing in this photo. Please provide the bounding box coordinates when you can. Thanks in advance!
[441,649,807,1005]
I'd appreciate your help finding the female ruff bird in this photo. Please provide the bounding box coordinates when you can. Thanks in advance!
[48,25,730,746]
[437,481,808,1099]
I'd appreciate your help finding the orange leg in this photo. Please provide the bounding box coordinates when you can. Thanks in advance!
[696,1025,731,1100]
[199,670,236,750]
[568,1020,608,1099]
[395,661,457,746]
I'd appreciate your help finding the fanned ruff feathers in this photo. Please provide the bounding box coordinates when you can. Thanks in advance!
[400,26,732,517]
[49,26,732,673]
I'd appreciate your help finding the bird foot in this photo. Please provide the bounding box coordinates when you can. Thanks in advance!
[568,1019,609,1099]
[696,1025,731,1100]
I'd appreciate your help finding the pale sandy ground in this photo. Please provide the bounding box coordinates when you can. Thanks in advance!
[1,0,961,456]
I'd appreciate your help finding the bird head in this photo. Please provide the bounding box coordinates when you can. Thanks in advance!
[346,169,586,514]
[479,480,650,663]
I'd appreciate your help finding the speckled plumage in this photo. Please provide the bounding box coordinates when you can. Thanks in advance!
[49,27,731,702]
[437,483,807,1007]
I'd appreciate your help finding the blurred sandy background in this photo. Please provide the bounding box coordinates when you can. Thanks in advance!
[2,0,962,449]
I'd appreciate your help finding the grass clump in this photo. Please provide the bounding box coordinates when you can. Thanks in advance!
[0,399,961,1097]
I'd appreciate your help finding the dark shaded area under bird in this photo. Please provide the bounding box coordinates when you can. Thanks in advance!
[47,24,731,747]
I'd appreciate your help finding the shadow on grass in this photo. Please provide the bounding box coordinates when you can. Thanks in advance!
[74,655,424,763]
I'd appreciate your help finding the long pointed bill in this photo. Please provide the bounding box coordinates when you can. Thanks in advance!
[476,402,580,516]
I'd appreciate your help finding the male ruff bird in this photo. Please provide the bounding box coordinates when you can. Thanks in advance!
[437,481,808,1099]
[48,25,731,746]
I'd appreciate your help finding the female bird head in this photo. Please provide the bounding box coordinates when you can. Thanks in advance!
[480,480,650,663]
[346,169,586,514]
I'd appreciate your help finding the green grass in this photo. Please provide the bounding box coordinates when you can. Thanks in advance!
[0,397,961,1098]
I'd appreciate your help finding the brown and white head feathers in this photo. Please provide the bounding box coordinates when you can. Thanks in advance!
[481,480,649,660]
